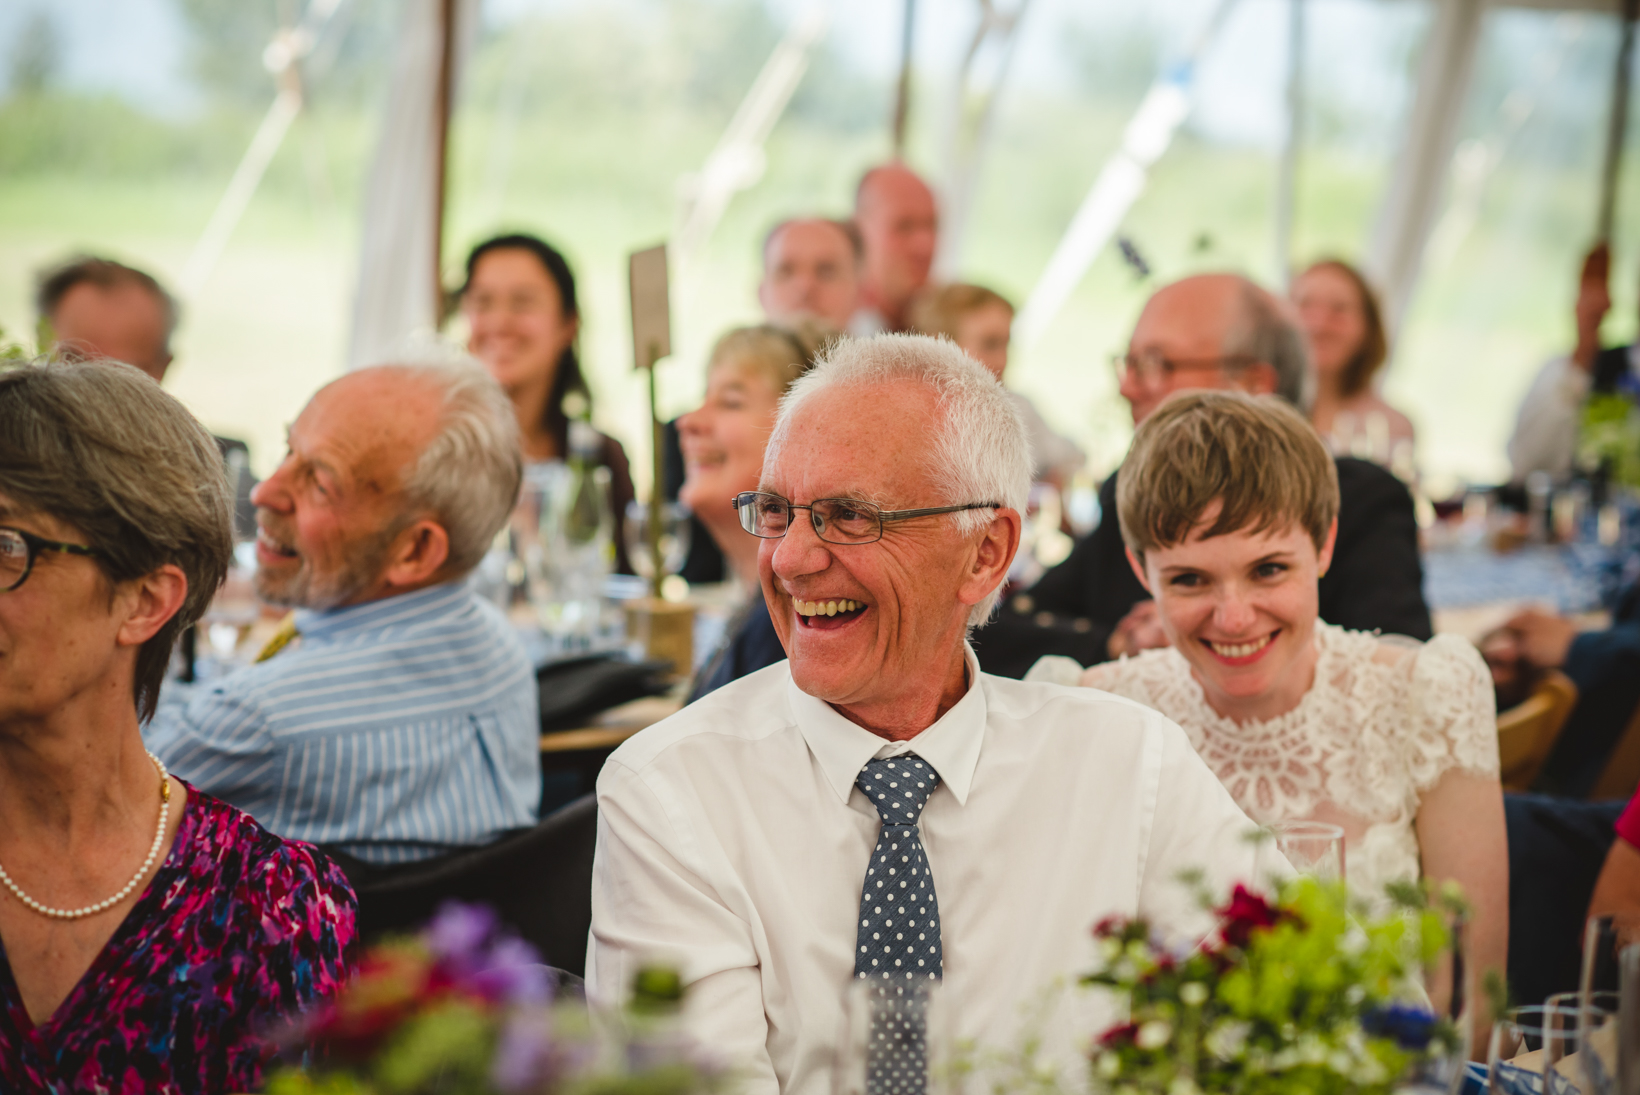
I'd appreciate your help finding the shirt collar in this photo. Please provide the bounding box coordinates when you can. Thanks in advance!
[292,581,469,642]
[785,643,986,807]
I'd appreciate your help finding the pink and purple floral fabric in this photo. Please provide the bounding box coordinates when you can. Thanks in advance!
[0,783,356,1094]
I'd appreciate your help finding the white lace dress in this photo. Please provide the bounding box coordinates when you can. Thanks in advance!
[1080,624,1500,911]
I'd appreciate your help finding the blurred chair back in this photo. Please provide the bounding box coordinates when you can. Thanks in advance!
[1592,704,1640,802]
[324,795,598,976]
[1498,670,1578,791]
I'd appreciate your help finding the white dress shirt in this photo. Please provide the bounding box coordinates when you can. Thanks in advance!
[1506,345,1640,482]
[587,647,1271,1095]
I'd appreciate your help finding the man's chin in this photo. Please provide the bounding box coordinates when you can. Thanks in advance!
[787,655,871,707]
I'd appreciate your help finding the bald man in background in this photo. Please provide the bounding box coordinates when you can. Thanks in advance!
[758,217,862,334]
[36,255,256,533]
[852,164,939,333]
[975,272,1431,678]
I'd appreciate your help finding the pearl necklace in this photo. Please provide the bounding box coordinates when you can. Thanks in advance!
[0,752,172,920]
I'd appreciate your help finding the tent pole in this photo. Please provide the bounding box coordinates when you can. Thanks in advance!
[1273,0,1303,291]
[1598,0,1639,244]
[432,0,457,324]
[892,0,916,158]
[1363,0,1484,340]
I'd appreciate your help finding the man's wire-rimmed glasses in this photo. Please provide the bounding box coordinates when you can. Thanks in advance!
[733,491,1001,546]
[1109,350,1255,388]
[0,526,103,593]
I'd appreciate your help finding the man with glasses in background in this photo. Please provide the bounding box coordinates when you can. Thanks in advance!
[973,272,1432,678]
[587,334,1270,1094]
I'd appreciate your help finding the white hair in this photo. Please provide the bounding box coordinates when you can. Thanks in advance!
[366,352,524,576]
[764,333,1030,627]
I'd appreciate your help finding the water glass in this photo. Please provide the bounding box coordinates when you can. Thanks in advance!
[517,462,615,646]
[1266,820,1345,883]
[1548,991,1618,1095]
[1489,1005,1581,1095]
[834,978,957,1095]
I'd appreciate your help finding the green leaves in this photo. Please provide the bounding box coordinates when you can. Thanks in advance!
[1085,877,1459,1095]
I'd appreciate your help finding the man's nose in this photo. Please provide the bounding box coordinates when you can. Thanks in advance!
[770,509,832,582]
[249,466,291,513]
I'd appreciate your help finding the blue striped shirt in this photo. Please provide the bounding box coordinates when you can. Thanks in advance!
[147,582,542,864]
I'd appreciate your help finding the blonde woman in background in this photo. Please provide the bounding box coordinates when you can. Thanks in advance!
[680,324,825,700]
[909,283,1085,490]
[1291,259,1416,477]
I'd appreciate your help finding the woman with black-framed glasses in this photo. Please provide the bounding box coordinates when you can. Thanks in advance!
[0,359,355,1093]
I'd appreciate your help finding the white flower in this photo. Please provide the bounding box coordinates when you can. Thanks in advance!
[1100,938,1123,963]
[1137,1021,1173,1050]
[1168,1078,1200,1095]
[1097,1052,1122,1079]
[1203,1020,1250,1060]
[1179,982,1208,1006]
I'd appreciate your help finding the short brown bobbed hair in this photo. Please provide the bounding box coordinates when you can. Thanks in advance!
[1117,390,1338,565]
[0,358,233,722]
[1298,259,1387,399]
[907,283,1013,343]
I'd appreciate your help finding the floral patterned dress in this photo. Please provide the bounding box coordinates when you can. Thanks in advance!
[1081,625,1500,912]
[0,783,357,1094]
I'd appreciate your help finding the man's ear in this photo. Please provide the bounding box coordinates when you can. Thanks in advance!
[1124,546,1153,594]
[1235,361,1280,397]
[116,564,189,648]
[380,519,452,591]
[959,508,1023,613]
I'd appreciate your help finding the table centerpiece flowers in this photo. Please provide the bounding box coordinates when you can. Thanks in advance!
[263,901,722,1095]
[1084,874,1468,1095]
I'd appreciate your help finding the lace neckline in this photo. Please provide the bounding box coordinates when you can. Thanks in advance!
[1158,625,1347,743]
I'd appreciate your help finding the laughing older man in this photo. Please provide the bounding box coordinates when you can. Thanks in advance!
[587,335,1271,1093]
[146,360,541,863]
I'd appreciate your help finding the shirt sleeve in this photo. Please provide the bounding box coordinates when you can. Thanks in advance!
[1507,355,1589,482]
[1136,712,1275,946]
[144,685,282,812]
[587,759,778,1094]
[1406,635,1501,790]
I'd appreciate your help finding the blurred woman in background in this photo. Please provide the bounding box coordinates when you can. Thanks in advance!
[909,283,1084,490]
[457,233,635,570]
[679,324,822,700]
[1291,259,1416,476]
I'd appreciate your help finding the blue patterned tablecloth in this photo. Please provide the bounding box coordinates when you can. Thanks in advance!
[1423,543,1612,613]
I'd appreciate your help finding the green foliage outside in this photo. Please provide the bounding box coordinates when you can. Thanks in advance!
[0,0,1634,491]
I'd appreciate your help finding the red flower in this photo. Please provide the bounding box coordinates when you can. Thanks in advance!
[1215,884,1285,949]
[1099,1022,1140,1048]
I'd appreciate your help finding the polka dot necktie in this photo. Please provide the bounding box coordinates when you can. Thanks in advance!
[854,754,942,1095]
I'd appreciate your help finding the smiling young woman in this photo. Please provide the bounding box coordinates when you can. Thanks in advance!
[1055,390,1506,1037]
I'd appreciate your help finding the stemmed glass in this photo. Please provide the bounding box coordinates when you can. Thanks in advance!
[623,500,692,585]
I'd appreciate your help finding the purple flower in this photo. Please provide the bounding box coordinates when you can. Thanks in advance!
[469,941,552,1006]
[426,901,500,967]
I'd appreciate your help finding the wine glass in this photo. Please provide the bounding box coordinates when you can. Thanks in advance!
[624,500,692,585]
